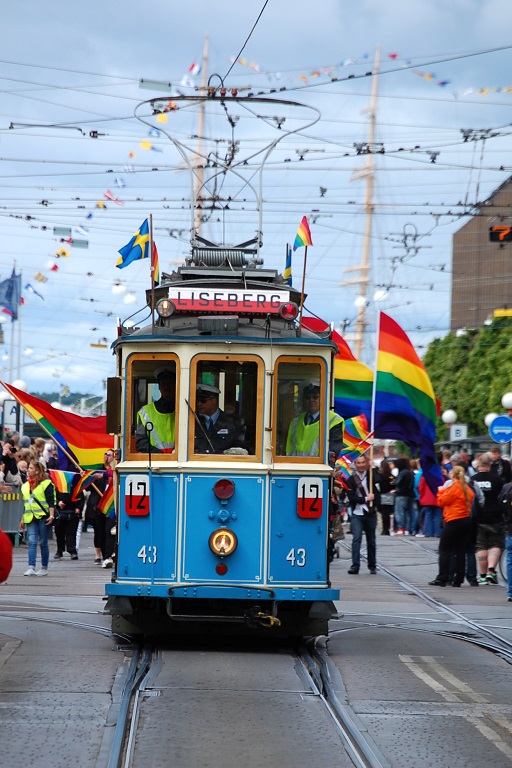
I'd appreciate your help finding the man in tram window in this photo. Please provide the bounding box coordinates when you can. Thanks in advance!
[135,366,176,453]
[194,383,247,454]
[286,381,344,465]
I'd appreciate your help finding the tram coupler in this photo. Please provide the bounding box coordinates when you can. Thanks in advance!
[244,605,282,629]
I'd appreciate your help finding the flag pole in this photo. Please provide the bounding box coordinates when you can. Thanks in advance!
[369,311,380,500]
[298,245,308,332]
[149,213,155,333]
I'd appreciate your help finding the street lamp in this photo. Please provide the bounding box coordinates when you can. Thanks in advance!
[502,392,512,412]
[441,409,457,445]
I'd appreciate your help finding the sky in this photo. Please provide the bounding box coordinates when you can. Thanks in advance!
[1,0,512,398]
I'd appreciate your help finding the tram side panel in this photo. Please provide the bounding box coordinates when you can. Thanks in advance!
[269,475,330,586]
[116,472,179,581]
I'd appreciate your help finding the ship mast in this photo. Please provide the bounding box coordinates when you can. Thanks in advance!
[194,34,209,237]
[341,45,380,358]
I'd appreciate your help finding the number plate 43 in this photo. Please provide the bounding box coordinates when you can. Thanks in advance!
[125,474,150,516]
[297,477,323,519]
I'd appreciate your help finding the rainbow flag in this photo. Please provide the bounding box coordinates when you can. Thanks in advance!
[48,470,77,495]
[283,247,292,286]
[152,241,160,286]
[373,312,442,492]
[293,216,312,251]
[1,382,114,470]
[343,414,372,451]
[71,470,97,501]
[332,331,373,421]
[97,484,115,519]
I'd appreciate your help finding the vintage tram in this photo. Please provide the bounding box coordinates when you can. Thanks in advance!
[104,248,340,637]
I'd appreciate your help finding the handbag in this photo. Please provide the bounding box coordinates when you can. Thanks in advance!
[380,492,395,506]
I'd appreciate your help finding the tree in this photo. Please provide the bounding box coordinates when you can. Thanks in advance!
[423,316,512,439]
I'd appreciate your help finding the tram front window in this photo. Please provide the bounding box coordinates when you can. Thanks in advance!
[192,358,259,456]
[275,361,326,461]
[130,360,177,455]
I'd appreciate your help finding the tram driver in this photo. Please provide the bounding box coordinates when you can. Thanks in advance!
[194,383,247,455]
[286,381,344,465]
[135,366,176,453]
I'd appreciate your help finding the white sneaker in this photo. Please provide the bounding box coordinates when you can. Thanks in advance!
[24,567,37,576]
[101,558,114,569]
[36,568,48,577]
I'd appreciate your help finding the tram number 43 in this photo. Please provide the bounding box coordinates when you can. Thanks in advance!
[125,474,150,516]
[286,548,306,567]
[137,545,157,564]
[297,477,323,519]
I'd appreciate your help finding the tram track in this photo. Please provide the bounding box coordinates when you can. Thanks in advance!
[106,640,390,768]
[336,537,512,663]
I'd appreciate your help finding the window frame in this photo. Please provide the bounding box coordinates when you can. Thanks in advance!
[125,352,180,460]
[272,355,328,464]
[189,352,264,462]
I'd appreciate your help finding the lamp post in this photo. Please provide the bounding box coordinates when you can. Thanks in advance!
[441,409,457,443]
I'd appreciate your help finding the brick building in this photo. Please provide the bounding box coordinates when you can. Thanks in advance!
[451,177,512,331]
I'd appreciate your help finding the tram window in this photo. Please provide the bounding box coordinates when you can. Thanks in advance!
[275,362,324,460]
[192,359,258,456]
[128,359,177,455]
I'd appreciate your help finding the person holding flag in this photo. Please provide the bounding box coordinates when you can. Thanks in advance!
[85,451,116,568]
[345,454,382,575]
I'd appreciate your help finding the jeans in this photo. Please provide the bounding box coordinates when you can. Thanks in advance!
[423,506,442,537]
[350,512,377,570]
[506,534,512,598]
[27,517,50,569]
[394,496,413,531]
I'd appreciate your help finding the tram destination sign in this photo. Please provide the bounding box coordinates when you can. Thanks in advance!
[167,288,291,314]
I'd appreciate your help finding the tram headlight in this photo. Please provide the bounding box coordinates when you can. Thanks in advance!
[156,298,175,318]
[209,528,238,557]
[279,302,299,321]
[213,478,235,500]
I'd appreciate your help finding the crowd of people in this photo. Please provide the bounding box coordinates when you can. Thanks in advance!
[333,446,512,601]
[0,431,116,577]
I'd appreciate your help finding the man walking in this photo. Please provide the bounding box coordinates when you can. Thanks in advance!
[472,453,504,584]
[345,454,381,575]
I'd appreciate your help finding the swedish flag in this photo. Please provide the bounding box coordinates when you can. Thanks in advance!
[117,219,150,269]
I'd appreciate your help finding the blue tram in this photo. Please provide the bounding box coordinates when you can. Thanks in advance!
[104,252,340,636]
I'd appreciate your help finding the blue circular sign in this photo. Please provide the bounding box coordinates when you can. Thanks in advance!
[488,414,512,443]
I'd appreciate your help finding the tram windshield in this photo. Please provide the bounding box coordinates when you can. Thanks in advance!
[128,357,178,457]
[191,356,260,457]
[274,360,325,462]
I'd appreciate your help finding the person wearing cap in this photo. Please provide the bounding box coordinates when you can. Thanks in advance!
[194,383,246,454]
[286,381,344,464]
[136,366,176,453]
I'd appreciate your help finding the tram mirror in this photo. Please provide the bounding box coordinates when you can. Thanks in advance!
[106,377,121,434]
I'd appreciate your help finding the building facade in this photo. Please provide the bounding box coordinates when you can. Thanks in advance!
[451,177,512,331]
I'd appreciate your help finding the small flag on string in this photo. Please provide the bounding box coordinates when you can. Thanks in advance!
[25,283,45,301]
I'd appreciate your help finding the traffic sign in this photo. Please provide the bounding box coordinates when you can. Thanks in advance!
[488,414,512,443]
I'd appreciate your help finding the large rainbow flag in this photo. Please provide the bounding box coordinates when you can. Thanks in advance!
[373,312,442,492]
[1,382,113,470]
[332,331,373,421]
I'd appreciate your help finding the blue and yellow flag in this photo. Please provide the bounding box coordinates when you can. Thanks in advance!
[283,247,292,286]
[117,219,150,269]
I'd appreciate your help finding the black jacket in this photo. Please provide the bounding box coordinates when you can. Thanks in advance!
[472,471,504,524]
[499,481,512,535]
[346,469,382,513]
[194,410,247,455]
